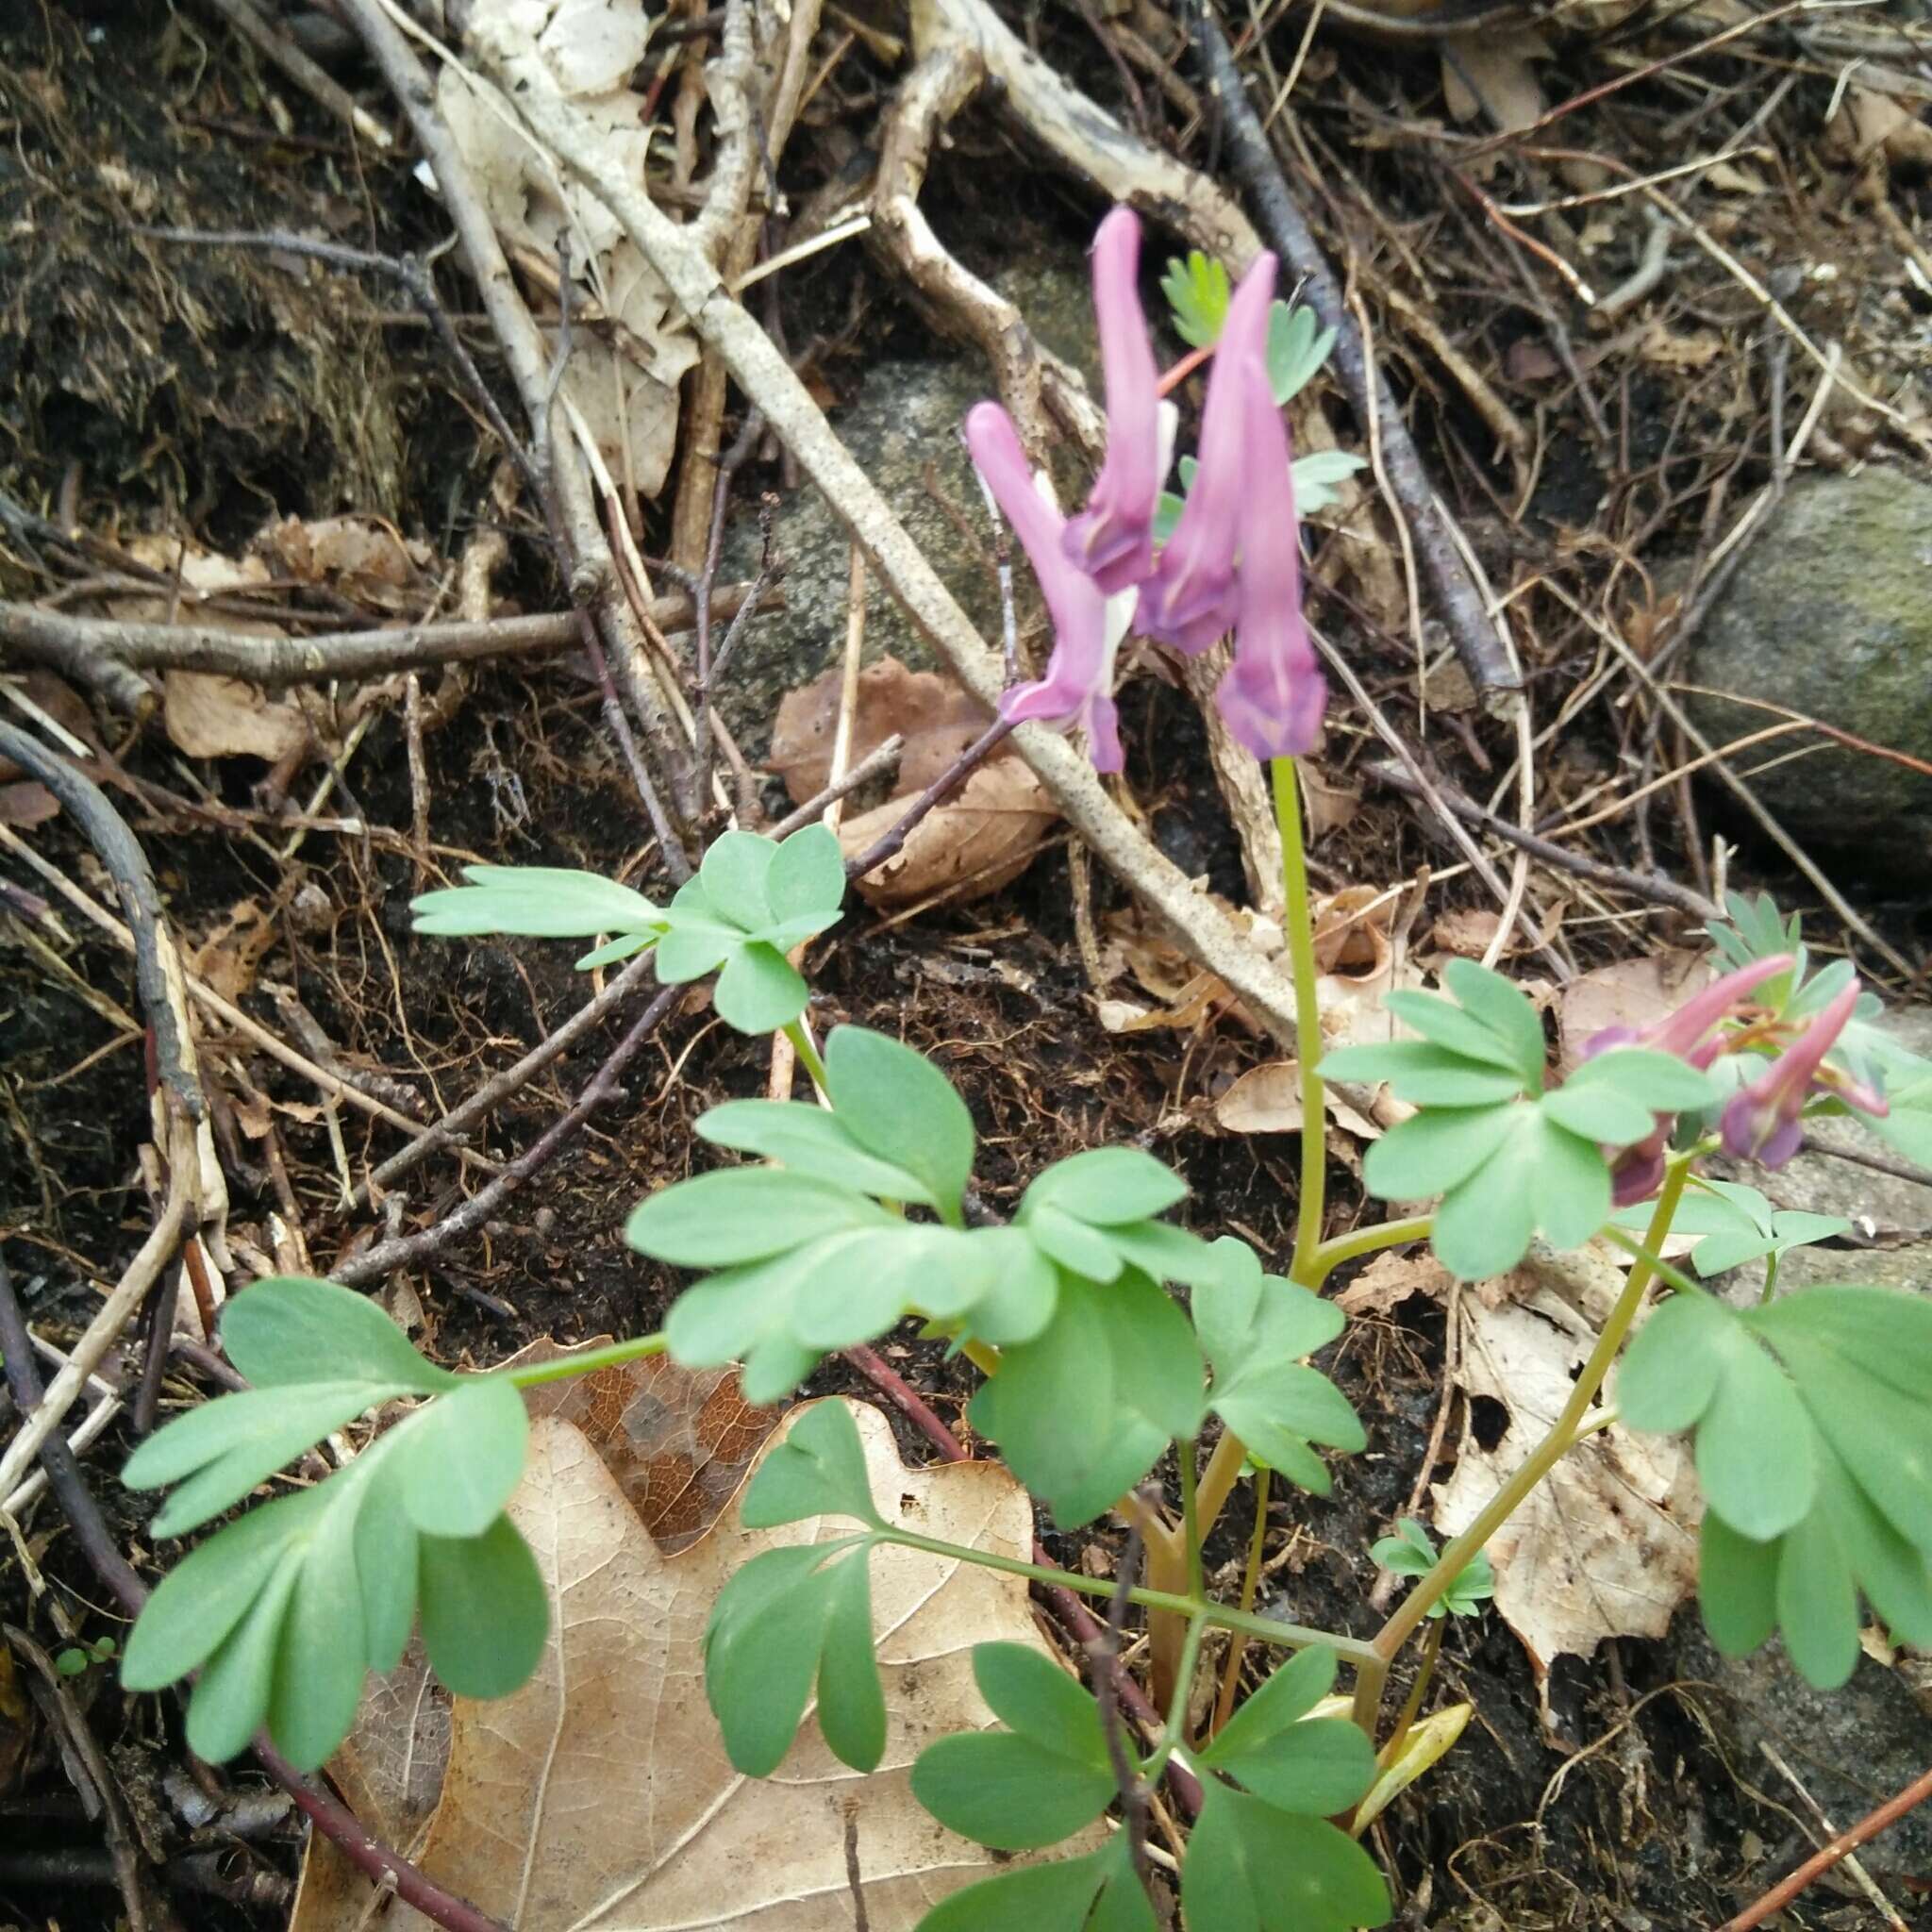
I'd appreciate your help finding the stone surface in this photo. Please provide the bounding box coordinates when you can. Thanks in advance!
[1684,467,1932,863]
[716,256,1093,758]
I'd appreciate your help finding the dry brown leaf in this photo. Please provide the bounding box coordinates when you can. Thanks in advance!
[297,1392,1079,1930]
[163,671,310,765]
[258,515,429,610]
[1555,948,1708,1073]
[0,781,58,827]
[1213,1060,1384,1141]
[1301,767,1360,841]
[1311,885,1393,979]
[1334,1249,1454,1318]
[1826,84,1932,170]
[1427,908,1503,960]
[1638,321,1725,372]
[1441,33,1549,133]
[0,674,100,777]
[189,898,279,1003]
[1433,1247,1699,1671]
[515,1342,784,1554]
[770,656,995,804]
[841,758,1058,908]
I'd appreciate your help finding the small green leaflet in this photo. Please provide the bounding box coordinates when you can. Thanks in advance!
[1194,1646,1378,1815]
[411,826,844,1033]
[1152,449,1364,545]
[916,1840,1154,1932]
[1611,1176,1849,1279]
[410,865,666,968]
[1369,1517,1494,1619]
[1266,300,1339,407]
[823,1024,976,1225]
[704,1536,884,1774]
[653,824,846,1032]
[1194,1237,1363,1495]
[1705,889,1804,1008]
[969,1271,1201,1528]
[912,1643,1116,1850]
[120,1277,542,1772]
[1620,1284,1932,1687]
[738,1401,884,1531]
[1184,1784,1391,1932]
[1160,249,1230,347]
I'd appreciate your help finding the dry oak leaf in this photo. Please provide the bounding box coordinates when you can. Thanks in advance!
[307,1398,1077,1931]
[1432,1245,1699,1671]
[162,671,310,764]
[1334,1249,1453,1320]
[770,656,998,805]
[1213,1060,1384,1142]
[840,758,1058,909]
[1555,947,1709,1074]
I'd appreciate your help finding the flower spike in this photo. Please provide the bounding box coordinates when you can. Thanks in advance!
[1060,208,1163,596]
[965,401,1127,772]
[1585,955,1794,1068]
[1216,358,1326,759]
[1136,250,1278,657]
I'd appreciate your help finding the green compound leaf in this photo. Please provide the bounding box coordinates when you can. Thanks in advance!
[626,1168,895,1268]
[120,1277,546,1773]
[1266,300,1339,407]
[1611,1176,1850,1279]
[409,865,665,944]
[1183,1784,1392,1932]
[1160,249,1231,347]
[911,1643,1114,1851]
[739,1400,884,1531]
[713,942,813,1034]
[1196,1239,1361,1496]
[1623,1284,1932,1685]
[969,1273,1198,1528]
[1197,1646,1379,1815]
[1289,448,1367,514]
[916,1840,1156,1932]
[1369,1517,1494,1618]
[824,1024,976,1224]
[704,1535,884,1774]
[1705,889,1805,1008]
[1422,1104,1609,1281]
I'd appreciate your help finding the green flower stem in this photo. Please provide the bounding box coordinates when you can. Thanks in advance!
[1194,760,1330,1553]
[1305,1214,1436,1289]
[500,1332,667,1388]
[1360,1162,1692,1722]
[875,1528,1379,1665]
[1597,1226,1703,1300]
[1375,1615,1442,1780]
[1145,1612,1210,1780]
[1274,756,1328,1279]
[1212,1464,1272,1737]
[1178,1438,1206,1602]
[782,1019,829,1093]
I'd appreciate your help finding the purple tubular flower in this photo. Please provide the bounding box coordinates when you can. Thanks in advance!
[1585,955,1793,1067]
[965,401,1125,772]
[1215,358,1326,759]
[1609,1138,1669,1210]
[1060,209,1162,595]
[1135,250,1278,657]
[1721,981,1868,1168]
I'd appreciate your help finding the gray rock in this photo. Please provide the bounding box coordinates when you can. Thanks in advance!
[1683,467,1932,863]
[716,255,1093,759]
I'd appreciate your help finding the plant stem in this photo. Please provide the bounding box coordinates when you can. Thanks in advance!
[1365,1162,1691,1683]
[958,1337,1001,1377]
[1212,1465,1270,1735]
[1305,1214,1436,1287]
[1194,759,1329,1554]
[1146,1614,1210,1777]
[1178,1438,1206,1602]
[501,1332,667,1388]
[782,1018,829,1093]
[876,1529,1378,1664]
[1379,1616,1442,1772]
[1274,756,1327,1281]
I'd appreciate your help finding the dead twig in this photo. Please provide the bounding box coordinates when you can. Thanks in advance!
[332,982,685,1286]
[193,0,393,150]
[0,590,771,707]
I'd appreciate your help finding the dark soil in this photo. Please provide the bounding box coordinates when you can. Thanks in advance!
[4,2,1930,1929]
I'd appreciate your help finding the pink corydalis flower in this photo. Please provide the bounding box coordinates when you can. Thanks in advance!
[1216,357,1326,759]
[1721,981,1886,1169]
[1587,956,1793,1206]
[1061,209,1163,596]
[1135,249,1278,658]
[1586,956,1794,1069]
[965,401,1126,772]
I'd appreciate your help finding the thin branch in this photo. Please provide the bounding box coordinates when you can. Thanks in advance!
[843,716,1015,880]
[1089,1511,1157,1910]
[763,733,906,840]
[333,981,684,1286]
[193,0,393,150]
